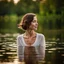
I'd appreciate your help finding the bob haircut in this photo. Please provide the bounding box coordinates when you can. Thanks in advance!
[18,13,36,30]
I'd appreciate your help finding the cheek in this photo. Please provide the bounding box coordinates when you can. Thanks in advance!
[31,23,35,28]
[29,23,35,29]
[31,23,35,26]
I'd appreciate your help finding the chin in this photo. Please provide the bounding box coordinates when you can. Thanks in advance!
[34,28,37,31]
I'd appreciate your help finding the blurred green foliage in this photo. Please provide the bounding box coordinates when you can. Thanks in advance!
[0,0,64,40]
[0,0,64,15]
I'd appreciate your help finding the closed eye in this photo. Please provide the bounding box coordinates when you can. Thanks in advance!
[33,20,37,23]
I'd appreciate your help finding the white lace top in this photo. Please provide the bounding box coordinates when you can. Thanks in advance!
[17,33,45,61]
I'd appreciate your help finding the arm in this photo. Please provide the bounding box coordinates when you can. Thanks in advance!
[39,35,46,60]
[16,36,24,62]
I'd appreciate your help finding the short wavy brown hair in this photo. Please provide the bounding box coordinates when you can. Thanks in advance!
[18,13,36,30]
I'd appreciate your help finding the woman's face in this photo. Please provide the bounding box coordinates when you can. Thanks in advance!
[29,16,38,30]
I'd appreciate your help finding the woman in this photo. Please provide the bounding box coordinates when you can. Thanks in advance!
[17,13,45,64]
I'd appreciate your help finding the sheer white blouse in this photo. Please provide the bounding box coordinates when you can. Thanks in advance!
[17,33,45,61]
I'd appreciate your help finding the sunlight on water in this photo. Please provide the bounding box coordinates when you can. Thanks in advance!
[0,33,64,64]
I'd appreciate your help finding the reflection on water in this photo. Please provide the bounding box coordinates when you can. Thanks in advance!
[0,33,64,64]
[18,46,45,63]
[24,46,39,64]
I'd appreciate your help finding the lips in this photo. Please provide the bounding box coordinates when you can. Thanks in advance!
[35,26,38,28]
[36,25,38,28]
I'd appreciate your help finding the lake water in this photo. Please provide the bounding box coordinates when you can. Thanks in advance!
[0,33,64,64]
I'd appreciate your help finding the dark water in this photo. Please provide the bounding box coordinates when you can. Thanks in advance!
[0,33,64,64]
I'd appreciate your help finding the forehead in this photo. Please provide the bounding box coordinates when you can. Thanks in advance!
[33,16,37,20]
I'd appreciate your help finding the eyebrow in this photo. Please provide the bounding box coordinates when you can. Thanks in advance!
[33,17,37,21]
[33,20,37,21]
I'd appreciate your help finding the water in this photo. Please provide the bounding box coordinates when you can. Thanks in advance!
[0,33,64,64]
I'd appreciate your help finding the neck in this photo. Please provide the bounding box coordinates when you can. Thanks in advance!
[25,29,36,37]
